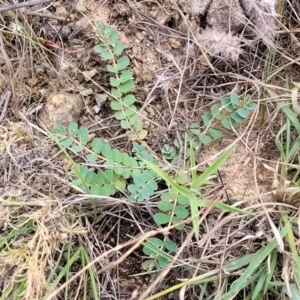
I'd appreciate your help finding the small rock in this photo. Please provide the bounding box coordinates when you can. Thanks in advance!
[82,69,97,81]
[80,88,93,96]
[27,77,39,87]
[136,32,145,41]
[76,0,87,12]
[55,6,68,17]
[95,94,108,106]
[39,92,83,129]
[168,37,181,49]
[93,105,101,113]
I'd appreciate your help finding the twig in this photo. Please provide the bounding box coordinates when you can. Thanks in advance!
[0,0,52,13]
[26,12,66,21]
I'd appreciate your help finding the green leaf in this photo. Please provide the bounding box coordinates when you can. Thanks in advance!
[90,185,102,196]
[177,195,189,206]
[138,184,155,201]
[237,107,249,118]
[221,97,231,106]
[201,135,212,145]
[87,153,98,163]
[246,102,257,110]
[158,256,168,269]
[173,216,184,230]
[103,158,114,168]
[112,149,122,163]
[114,166,124,175]
[68,122,78,136]
[137,129,148,139]
[211,103,222,120]
[104,25,112,35]
[163,241,177,252]
[91,138,103,154]
[111,88,122,99]
[77,127,89,145]
[120,70,133,83]
[78,165,89,177]
[123,94,136,106]
[101,143,113,158]
[208,128,223,139]
[117,56,130,70]
[154,213,171,225]
[121,120,131,129]
[129,113,138,125]
[60,138,73,148]
[122,168,131,179]
[230,111,245,123]
[85,171,95,183]
[114,42,125,56]
[108,30,119,45]
[143,238,163,255]
[121,153,130,165]
[128,184,139,194]
[202,112,213,125]
[94,44,107,54]
[52,124,66,135]
[102,184,113,196]
[224,104,234,112]
[100,51,114,60]
[221,118,232,129]
[71,144,84,153]
[230,92,239,107]
[120,79,134,93]
[115,179,126,191]
[125,105,137,117]
[158,200,174,212]
[111,100,123,110]
[110,77,120,87]
[174,206,189,219]
[115,111,126,120]
[163,191,176,199]
[107,65,118,73]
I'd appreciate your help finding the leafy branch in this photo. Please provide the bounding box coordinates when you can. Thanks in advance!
[94,24,147,139]
[52,122,158,201]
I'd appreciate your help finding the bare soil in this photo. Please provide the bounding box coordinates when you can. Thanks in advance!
[1,0,300,299]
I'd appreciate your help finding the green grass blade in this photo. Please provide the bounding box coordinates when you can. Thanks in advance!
[197,199,254,215]
[189,143,197,182]
[251,270,267,300]
[282,214,300,288]
[191,146,235,189]
[142,160,190,197]
[81,248,100,300]
[221,223,291,300]
[263,251,278,294]
[45,248,82,298]
[190,194,199,239]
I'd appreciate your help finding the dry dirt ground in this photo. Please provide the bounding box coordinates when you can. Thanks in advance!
[0,0,300,299]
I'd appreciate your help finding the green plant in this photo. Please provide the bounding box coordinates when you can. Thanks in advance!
[161,144,178,164]
[161,93,256,166]
[267,87,300,206]
[142,237,178,271]
[145,146,253,238]
[93,24,147,139]
[202,93,257,137]
[52,122,159,201]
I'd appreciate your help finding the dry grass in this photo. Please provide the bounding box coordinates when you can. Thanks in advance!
[0,0,300,299]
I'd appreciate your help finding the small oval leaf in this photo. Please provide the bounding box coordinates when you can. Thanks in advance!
[154,213,171,225]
